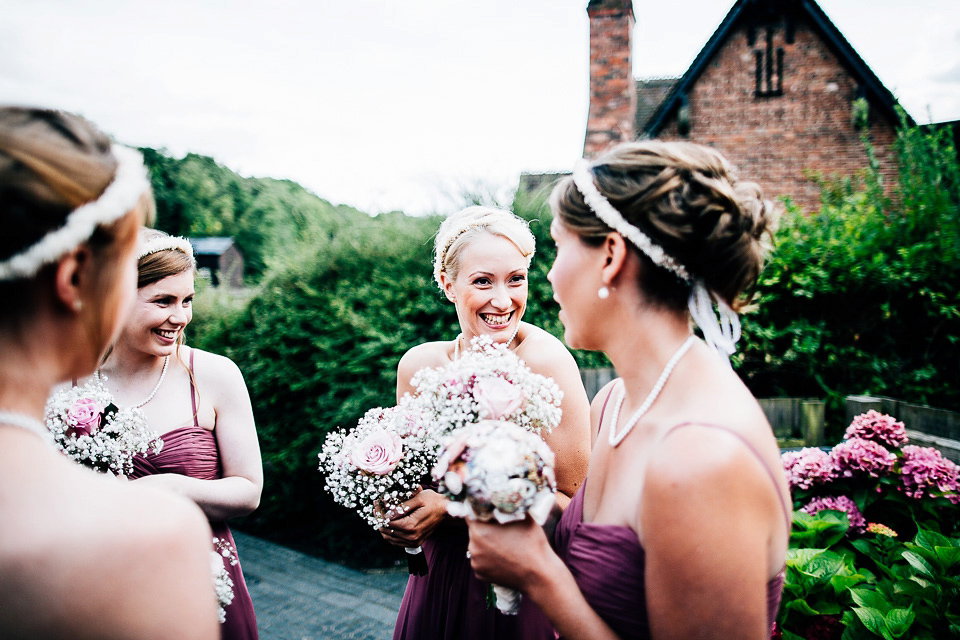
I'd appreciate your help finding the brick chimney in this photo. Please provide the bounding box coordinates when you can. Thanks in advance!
[584,0,637,157]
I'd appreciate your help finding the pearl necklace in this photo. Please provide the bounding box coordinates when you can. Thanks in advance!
[454,323,521,361]
[0,410,55,446]
[607,336,696,447]
[96,355,170,409]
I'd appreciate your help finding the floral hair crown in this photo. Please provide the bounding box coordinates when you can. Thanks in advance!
[137,235,194,261]
[0,145,150,281]
[572,159,742,361]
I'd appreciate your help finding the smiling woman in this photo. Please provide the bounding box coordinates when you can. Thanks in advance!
[383,206,592,640]
[91,228,264,639]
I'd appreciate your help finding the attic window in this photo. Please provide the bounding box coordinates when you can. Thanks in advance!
[754,26,783,97]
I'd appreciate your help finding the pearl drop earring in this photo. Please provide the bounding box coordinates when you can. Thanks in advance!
[597,286,610,299]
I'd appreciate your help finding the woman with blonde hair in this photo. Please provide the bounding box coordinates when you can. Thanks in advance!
[385,205,592,639]
[0,107,219,638]
[91,227,263,639]
[466,142,791,639]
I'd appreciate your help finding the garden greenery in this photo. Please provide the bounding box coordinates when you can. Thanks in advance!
[778,411,960,639]
[177,119,958,565]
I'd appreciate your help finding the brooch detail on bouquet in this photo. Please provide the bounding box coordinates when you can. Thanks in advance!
[435,418,557,614]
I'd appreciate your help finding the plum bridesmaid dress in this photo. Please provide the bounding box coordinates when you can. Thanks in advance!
[130,352,258,640]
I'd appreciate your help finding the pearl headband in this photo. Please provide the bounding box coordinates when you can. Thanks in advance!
[0,145,150,281]
[572,159,741,361]
[137,235,194,261]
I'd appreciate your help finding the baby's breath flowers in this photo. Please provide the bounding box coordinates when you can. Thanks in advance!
[211,537,238,624]
[44,378,162,476]
[409,335,563,443]
[318,401,436,530]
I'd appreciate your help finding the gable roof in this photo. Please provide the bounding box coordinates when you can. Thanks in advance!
[188,237,235,256]
[642,0,907,136]
[635,77,680,134]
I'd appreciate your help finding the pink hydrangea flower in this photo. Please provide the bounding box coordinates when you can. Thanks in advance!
[801,495,866,533]
[830,437,896,478]
[844,410,908,448]
[782,447,837,490]
[899,444,960,504]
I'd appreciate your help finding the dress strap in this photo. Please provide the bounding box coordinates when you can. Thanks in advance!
[663,422,792,530]
[596,383,617,437]
[188,348,199,428]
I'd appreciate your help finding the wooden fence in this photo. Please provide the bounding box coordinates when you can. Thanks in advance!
[580,370,960,460]
[579,368,825,446]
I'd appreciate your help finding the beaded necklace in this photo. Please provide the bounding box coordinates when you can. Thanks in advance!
[95,355,170,410]
[0,410,55,446]
[453,323,521,361]
[607,336,696,447]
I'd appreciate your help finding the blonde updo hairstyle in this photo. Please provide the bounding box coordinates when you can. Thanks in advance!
[433,206,536,291]
[0,107,154,332]
[550,141,772,312]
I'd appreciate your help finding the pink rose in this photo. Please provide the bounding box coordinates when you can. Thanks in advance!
[67,397,103,437]
[474,377,523,420]
[351,429,404,475]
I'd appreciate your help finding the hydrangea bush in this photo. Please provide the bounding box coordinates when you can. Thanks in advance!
[777,412,960,640]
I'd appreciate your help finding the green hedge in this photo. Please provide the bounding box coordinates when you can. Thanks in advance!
[188,120,958,564]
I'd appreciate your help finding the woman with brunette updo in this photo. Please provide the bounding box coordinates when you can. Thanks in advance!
[465,141,791,639]
[0,107,219,638]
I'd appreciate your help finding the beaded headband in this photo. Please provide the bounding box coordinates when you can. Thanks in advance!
[0,145,150,281]
[137,235,194,261]
[572,159,741,360]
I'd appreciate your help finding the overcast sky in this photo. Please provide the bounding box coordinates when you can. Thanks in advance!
[3,0,959,215]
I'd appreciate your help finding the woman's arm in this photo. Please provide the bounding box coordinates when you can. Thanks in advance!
[133,351,263,521]
[641,426,782,640]
[381,344,451,547]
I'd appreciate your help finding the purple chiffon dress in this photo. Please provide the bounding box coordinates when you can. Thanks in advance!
[392,520,557,640]
[130,353,258,640]
[552,417,789,638]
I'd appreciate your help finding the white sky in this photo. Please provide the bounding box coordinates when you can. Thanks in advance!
[3,0,959,215]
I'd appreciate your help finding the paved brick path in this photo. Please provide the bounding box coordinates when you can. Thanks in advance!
[234,531,408,640]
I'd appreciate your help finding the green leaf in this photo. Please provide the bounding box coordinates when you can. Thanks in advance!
[854,607,893,640]
[785,598,821,616]
[884,608,914,638]
[902,551,936,578]
[850,588,889,610]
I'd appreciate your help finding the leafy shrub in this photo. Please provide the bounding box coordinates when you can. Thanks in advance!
[738,118,960,435]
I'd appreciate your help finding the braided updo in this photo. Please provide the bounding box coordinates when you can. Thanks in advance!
[550,141,773,311]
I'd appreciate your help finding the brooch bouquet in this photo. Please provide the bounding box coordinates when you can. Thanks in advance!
[435,419,557,614]
[44,378,163,476]
[211,537,238,624]
[409,335,563,444]
[318,400,438,574]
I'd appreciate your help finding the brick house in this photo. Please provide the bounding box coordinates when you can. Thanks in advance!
[580,0,906,211]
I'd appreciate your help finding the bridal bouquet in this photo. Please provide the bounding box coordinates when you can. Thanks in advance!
[409,335,563,444]
[318,400,438,573]
[44,379,163,476]
[211,537,238,624]
[435,419,557,614]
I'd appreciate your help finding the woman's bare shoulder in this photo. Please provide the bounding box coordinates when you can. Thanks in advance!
[0,450,215,638]
[516,325,578,372]
[398,341,449,374]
